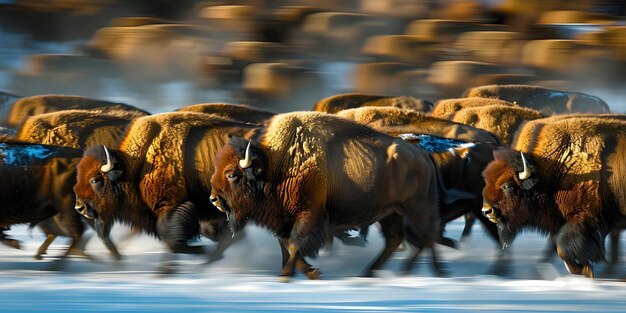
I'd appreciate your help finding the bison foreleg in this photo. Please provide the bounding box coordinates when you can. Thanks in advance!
[556,221,605,278]
[156,202,204,255]
[363,213,404,277]
[34,234,57,260]
[278,238,320,279]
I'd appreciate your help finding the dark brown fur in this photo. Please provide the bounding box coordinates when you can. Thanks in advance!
[0,139,88,261]
[481,117,626,278]
[210,112,442,279]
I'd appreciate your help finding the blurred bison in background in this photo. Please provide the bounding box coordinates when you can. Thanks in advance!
[336,106,500,144]
[481,117,626,278]
[73,112,258,272]
[313,93,433,114]
[210,112,444,280]
[447,105,545,146]
[3,94,149,128]
[430,97,518,120]
[462,84,611,115]
[176,103,275,125]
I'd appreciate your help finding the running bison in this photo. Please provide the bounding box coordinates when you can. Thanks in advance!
[15,109,142,260]
[313,93,433,114]
[209,112,444,280]
[462,84,610,115]
[481,117,626,278]
[0,139,94,262]
[73,112,258,271]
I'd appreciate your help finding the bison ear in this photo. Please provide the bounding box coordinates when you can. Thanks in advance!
[107,169,123,182]
[521,178,538,190]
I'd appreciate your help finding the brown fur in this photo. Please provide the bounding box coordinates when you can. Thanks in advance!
[314,93,433,114]
[73,112,257,256]
[462,84,611,115]
[481,117,626,278]
[16,109,139,149]
[5,95,149,128]
[431,97,517,119]
[0,139,88,260]
[337,106,500,144]
[210,111,442,278]
[176,103,275,125]
[450,105,545,145]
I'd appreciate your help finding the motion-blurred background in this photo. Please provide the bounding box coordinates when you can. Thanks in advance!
[0,0,625,113]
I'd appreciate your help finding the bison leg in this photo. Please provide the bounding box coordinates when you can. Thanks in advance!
[0,227,21,250]
[34,234,57,260]
[402,222,449,277]
[564,261,594,278]
[84,218,122,261]
[278,238,320,279]
[209,229,246,263]
[363,213,404,277]
[461,213,476,238]
[156,202,204,255]
[401,201,448,277]
[279,211,328,281]
[605,231,620,275]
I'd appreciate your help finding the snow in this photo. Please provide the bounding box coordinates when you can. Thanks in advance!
[1,220,625,312]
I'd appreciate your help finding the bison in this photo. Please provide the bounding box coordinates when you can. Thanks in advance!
[447,105,545,145]
[3,94,149,128]
[176,103,276,125]
[313,93,433,114]
[0,139,97,262]
[209,111,445,280]
[335,106,500,144]
[398,134,509,274]
[481,116,626,278]
[72,112,258,272]
[430,97,518,120]
[15,109,143,260]
[462,84,610,115]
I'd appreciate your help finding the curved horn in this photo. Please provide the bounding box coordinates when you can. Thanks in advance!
[239,140,252,169]
[518,152,531,180]
[100,146,113,173]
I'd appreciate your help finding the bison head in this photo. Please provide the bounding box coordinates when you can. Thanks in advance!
[481,147,539,247]
[210,136,268,233]
[73,145,124,238]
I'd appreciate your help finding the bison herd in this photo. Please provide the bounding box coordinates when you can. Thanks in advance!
[0,85,624,281]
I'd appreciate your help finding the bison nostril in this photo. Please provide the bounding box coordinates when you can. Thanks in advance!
[482,208,492,216]
[210,197,218,203]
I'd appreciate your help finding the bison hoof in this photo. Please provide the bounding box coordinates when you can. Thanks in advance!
[33,254,44,260]
[305,268,322,280]
[279,275,291,283]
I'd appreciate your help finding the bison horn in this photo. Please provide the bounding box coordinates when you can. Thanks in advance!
[239,140,252,169]
[100,146,114,173]
[518,152,531,180]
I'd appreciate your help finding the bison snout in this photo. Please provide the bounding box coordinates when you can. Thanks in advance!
[210,195,225,213]
[482,203,498,224]
[75,199,95,219]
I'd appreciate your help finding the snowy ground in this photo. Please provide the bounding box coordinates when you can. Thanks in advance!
[1,219,625,313]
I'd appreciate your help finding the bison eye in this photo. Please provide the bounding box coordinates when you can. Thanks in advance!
[500,183,514,191]
[226,173,238,183]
